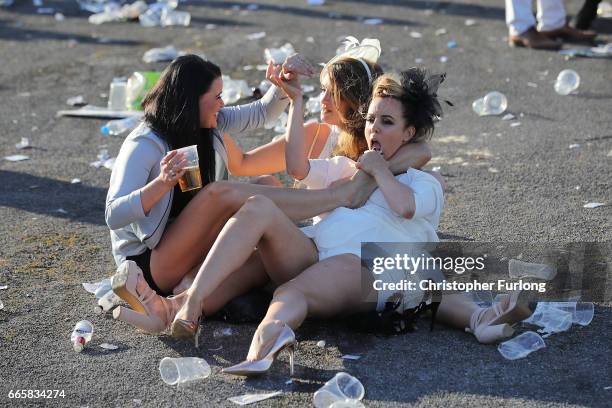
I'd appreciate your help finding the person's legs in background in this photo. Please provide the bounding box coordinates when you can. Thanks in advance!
[506,0,562,49]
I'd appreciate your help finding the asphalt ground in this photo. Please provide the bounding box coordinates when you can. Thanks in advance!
[0,0,611,407]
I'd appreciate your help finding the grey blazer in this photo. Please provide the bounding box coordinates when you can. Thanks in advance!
[105,85,287,266]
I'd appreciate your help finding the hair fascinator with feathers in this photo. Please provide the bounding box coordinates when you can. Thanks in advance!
[399,68,453,122]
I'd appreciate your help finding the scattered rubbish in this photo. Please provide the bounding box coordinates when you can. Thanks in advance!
[159,357,211,385]
[133,399,142,404]
[301,84,315,93]
[308,0,326,5]
[584,202,605,209]
[286,379,293,385]
[432,166,441,172]
[15,137,31,150]
[246,4,258,10]
[139,2,190,27]
[264,43,296,64]
[447,41,457,48]
[435,28,447,36]
[95,290,122,314]
[222,75,251,105]
[313,372,365,408]
[126,71,161,110]
[0,285,7,290]
[523,303,573,335]
[77,0,110,14]
[228,391,283,406]
[498,331,545,360]
[410,31,422,39]
[439,56,448,63]
[55,13,65,21]
[317,340,326,347]
[101,116,141,136]
[472,91,508,116]
[306,96,321,115]
[502,113,515,121]
[415,58,423,64]
[243,65,254,71]
[527,82,537,88]
[554,69,580,95]
[0,0,14,7]
[329,400,365,408]
[71,320,94,352]
[488,167,498,173]
[160,8,190,27]
[5,155,30,162]
[539,302,594,326]
[56,208,68,214]
[341,354,361,360]
[82,278,112,297]
[67,95,86,106]
[99,343,119,350]
[143,45,178,63]
[71,178,81,184]
[509,259,557,280]
[37,7,54,14]
[265,111,288,133]
[108,77,128,111]
[208,346,223,351]
[510,122,521,127]
[363,18,383,25]
[213,327,234,337]
[604,386,612,390]
[599,1,612,17]
[569,143,580,149]
[246,31,266,40]
[464,19,477,26]
[0,299,3,310]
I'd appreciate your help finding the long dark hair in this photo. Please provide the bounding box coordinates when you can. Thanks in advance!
[142,55,221,186]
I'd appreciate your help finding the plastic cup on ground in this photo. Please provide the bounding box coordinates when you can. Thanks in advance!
[545,301,594,326]
[108,79,127,111]
[159,357,211,385]
[498,331,545,360]
[313,372,365,408]
[554,69,580,95]
[330,399,366,408]
[508,259,557,280]
[175,145,202,192]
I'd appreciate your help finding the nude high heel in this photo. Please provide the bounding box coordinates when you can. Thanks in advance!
[222,324,297,377]
[111,261,181,334]
[170,317,202,348]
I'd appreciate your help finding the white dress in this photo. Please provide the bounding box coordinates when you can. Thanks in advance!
[300,156,444,261]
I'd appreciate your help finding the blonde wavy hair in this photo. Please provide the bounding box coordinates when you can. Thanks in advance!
[322,56,382,160]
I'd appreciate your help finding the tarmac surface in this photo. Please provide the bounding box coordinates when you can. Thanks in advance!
[0,0,611,407]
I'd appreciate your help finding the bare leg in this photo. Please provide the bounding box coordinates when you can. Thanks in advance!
[436,293,480,329]
[250,175,283,187]
[246,254,375,360]
[152,174,375,293]
[176,195,319,324]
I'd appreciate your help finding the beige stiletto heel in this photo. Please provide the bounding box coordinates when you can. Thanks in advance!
[222,324,297,377]
[170,317,202,348]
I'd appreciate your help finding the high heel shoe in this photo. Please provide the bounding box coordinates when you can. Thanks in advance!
[466,290,535,344]
[170,317,202,348]
[111,260,181,334]
[222,324,297,377]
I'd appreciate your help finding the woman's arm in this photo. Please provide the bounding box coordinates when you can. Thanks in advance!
[387,142,432,175]
[355,150,416,218]
[216,64,289,135]
[224,134,286,176]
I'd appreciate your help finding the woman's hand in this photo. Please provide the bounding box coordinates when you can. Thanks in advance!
[282,53,316,80]
[267,62,303,102]
[355,150,390,178]
[158,150,187,187]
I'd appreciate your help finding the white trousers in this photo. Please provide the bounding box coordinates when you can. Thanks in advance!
[505,0,566,36]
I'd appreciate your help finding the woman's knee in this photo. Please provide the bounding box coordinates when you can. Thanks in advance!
[195,181,241,209]
[273,283,309,310]
[237,195,279,219]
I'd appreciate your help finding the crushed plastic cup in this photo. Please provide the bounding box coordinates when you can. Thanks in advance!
[159,357,211,385]
[508,259,557,280]
[161,8,190,27]
[523,303,573,334]
[313,372,365,408]
[143,45,178,63]
[222,75,251,105]
[264,43,296,64]
[498,331,545,360]
[228,391,282,405]
[537,302,594,326]
[108,78,128,111]
[77,0,110,13]
[554,69,580,95]
[473,91,508,116]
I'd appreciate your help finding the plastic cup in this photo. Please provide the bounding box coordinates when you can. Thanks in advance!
[546,302,594,326]
[175,145,202,192]
[313,373,365,408]
[108,79,127,111]
[159,357,211,385]
[498,331,545,360]
[330,399,366,408]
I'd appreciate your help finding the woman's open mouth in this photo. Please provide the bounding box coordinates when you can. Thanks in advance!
[371,140,382,152]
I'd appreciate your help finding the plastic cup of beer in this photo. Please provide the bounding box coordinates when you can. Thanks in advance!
[176,145,202,192]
